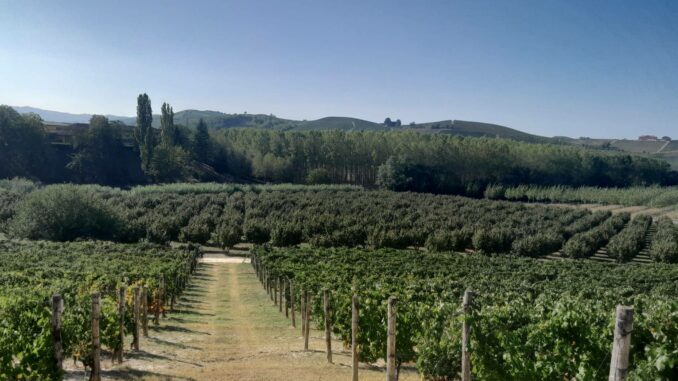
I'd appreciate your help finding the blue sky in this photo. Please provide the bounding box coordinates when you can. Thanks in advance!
[1,0,677,138]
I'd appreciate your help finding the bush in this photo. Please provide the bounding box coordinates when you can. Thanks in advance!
[212,222,242,250]
[511,231,563,257]
[483,184,506,200]
[270,223,303,247]
[562,213,629,258]
[179,214,215,244]
[472,229,513,254]
[425,228,473,252]
[607,215,651,262]
[305,168,332,184]
[243,219,271,244]
[8,185,122,241]
[649,217,678,263]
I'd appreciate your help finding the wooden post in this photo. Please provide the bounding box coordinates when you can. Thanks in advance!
[51,294,64,371]
[279,278,284,313]
[352,295,359,381]
[141,286,149,337]
[609,306,634,381]
[91,292,101,381]
[273,278,278,305]
[304,293,311,351]
[301,289,306,335]
[154,286,160,326]
[386,296,397,381]
[324,289,332,363]
[132,287,140,351]
[290,280,296,328]
[116,286,126,363]
[160,277,167,318]
[285,279,290,318]
[461,290,474,381]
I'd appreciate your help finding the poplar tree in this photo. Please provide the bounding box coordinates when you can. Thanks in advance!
[135,93,154,172]
[160,102,176,146]
[193,118,211,164]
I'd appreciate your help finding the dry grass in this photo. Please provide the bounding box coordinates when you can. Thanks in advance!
[66,261,418,381]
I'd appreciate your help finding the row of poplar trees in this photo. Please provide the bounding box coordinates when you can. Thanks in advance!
[135,93,214,182]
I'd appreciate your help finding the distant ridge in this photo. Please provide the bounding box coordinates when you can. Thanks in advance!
[11,105,549,142]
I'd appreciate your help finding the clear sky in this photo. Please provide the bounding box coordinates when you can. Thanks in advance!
[1,0,677,138]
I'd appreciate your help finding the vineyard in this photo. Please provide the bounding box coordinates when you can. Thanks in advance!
[0,240,200,380]
[1,181,676,263]
[252,246,678,380]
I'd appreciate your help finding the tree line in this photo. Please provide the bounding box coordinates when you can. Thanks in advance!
[2,96,677,192]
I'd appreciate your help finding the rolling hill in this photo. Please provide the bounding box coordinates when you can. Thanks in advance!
[11,105,677,168]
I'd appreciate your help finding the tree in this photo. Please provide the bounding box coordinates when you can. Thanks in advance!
[661,136,672,141]
[149,144,189,182]
[193,118,212,164]
[384,117,393,126]
[395,119,402,127]
[135,93,154,172]
[160,102,176,146]
[67,115,129,185]
[0,105,52,180]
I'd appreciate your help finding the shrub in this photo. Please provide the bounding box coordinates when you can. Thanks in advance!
[243,219,271,244]
[649,217,678,263]
[511,231,563,257]
[607,215,651,262]
[270,223,303,247]
[8,185,121,241]
[472,229,513,254]
[212,222,242,250]
[305,168,332,184]
[179,214,214,244]
[425,228,473,252]
[483,184,506,200]
[562,213,629,258]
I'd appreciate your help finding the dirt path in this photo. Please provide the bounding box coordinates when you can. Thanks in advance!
[66,258,418,380]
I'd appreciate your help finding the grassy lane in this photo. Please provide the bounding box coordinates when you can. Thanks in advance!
[65,261,418,380]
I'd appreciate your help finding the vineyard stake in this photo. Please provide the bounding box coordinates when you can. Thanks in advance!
[51,294,64,371]
[154,286,160,326]
[161,277,167,318]
[279,278,284,313]
[461,290,474,381]
[132,287,140,351]
[324,289,332,363]
[301,289,306,335]
[91,292,101,381]
[352,294,359,381]
[285,279,290,318]
[386,296,397,381]
[609,305,634,381]
[290,280,296,328]
[116,286,126,363]
[304,293,311,351]
[141,286,149,337]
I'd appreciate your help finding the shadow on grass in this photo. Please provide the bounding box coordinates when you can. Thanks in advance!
[151,324,211,335]
[148,336,202,350]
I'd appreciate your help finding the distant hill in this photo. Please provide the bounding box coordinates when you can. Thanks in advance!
[10,106,676,168]
[12,106,548,141]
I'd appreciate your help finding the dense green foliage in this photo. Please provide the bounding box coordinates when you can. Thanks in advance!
[1,180,669,262]
[607,215,652,262]
[650,217,678,263]
[562,213,629,259]
[5,100,678,192]
[253,247,678,380]
[0,240,200,379]
[488,184,678,207]
[216,129,675,193]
